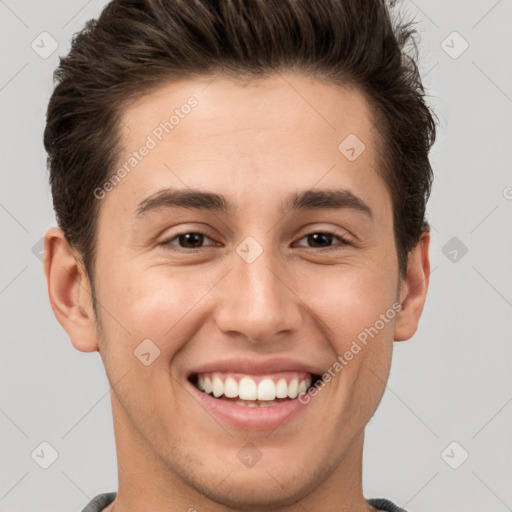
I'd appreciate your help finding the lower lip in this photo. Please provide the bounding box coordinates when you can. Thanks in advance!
[187,379,311,430]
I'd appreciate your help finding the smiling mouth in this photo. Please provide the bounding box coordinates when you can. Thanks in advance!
[188,372,321,407]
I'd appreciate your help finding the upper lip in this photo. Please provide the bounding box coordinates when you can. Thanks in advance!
[187,357,324,377]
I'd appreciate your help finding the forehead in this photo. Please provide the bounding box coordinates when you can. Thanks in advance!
[103,72,390,222]
[120,73,379,152]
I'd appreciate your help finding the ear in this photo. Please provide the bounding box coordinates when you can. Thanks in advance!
[394,230,430,341]
[43,227,99,352]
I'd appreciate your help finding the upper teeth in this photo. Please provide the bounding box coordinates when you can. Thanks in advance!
[195,373,312,401]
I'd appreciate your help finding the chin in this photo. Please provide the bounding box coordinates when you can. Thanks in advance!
[184,460,320,510]
[199,479,307,510]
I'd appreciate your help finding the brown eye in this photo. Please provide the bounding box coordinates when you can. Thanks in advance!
[161,231,214,250]
[294,231,349,249]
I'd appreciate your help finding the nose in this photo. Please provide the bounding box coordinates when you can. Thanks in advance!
[213,240,303,346]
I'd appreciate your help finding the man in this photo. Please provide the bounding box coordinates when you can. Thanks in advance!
[42,0,436,510]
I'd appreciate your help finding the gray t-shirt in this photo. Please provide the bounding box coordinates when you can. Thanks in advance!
[82,492,410,511]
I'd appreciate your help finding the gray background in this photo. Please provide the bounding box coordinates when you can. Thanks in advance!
[1,1,511,511]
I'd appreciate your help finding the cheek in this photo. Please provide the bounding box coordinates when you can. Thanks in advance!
[301,264,398,343]
[96,268,209,413]
[101,266,211,348]
[303,262,397,403]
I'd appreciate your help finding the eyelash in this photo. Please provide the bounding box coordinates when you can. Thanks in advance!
[160,230,351,252]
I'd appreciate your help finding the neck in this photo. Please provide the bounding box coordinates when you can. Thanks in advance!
[106,394,377,512]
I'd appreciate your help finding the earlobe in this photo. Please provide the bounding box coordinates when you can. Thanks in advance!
[43,227,99,352]
[394,231,430,341]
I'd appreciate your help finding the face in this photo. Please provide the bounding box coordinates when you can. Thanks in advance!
[46,72,429,509]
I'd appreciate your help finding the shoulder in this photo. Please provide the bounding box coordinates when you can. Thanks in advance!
[367,497,410,512]
[81,492,117,512]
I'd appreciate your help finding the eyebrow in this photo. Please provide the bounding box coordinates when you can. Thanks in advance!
[135,187,372,218]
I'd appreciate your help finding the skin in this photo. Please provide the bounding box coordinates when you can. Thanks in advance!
[44,72,430,512]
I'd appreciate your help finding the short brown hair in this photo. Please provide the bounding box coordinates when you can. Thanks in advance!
[44,0,437,290]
